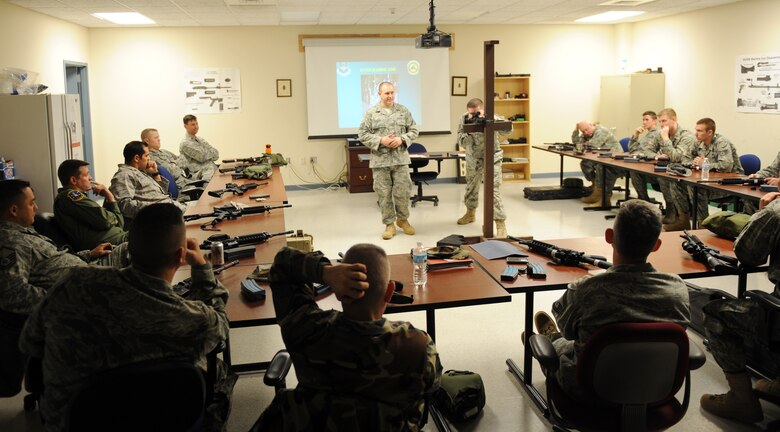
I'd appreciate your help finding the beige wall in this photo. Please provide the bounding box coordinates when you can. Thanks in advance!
[629,0,780,166]
[0,1,89,94]
[4,0,778,185]
[86,24,615,184]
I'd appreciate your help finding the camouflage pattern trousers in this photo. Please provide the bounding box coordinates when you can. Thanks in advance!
[464,145,506,221]
[669,182,729,223]
[373,165,412,225]
[703,298,780,375]
[580,160,622,192]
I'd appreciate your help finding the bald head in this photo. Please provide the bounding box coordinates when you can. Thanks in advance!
[341,244,391,310]
[578,121,595,136]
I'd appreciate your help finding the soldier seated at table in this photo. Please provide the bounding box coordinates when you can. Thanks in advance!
[700,191,780,424]
[109,140,186,228]
[529,199,690,399]
[54,159,128,250]
[663,117,743,231]
[572,121,623,207]
[19,203,236,432]
[179,114,220,182]
[251,244,442,431]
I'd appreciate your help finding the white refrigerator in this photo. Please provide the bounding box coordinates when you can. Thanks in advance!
[0,94,84,213]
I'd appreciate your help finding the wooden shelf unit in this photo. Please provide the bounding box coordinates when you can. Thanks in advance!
[493,76,531,182]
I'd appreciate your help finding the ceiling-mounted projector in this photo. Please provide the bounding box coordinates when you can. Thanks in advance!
[415,32,452,48]
[416,0,451,49]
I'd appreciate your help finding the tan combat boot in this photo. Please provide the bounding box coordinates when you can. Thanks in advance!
[396,219,415,235]
[495,220,507,238]
[755,377,780,399]
[581,185,602,204]
[662,209,678,225]
[457,208,476,225]
[700,372,763,423]
[663,212,690,232]
[586,193,612,208]
[382,224,396,240]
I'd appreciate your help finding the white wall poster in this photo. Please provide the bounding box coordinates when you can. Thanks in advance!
[736,53,780,114]
[183,68,241,114]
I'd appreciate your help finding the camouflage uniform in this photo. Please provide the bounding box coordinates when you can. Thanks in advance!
[358,104,419,225]
[109,164,187,226]
[703,198,780,374]
[253,247,442,431]
[19,264,232,432]
[628,128,661,199]
[653,126,696,214]
[670,134,744,222]
[0,220,128,315]
[458,113,507,220]
[755,151,780,178]
[573,125,623,192]
[548,263,690,397]
[53,187,127,250]
[150,147,188,190]
[180,134,219,181]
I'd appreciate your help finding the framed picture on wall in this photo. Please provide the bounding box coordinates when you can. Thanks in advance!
[277,79,292,97]
[451,76,467,96]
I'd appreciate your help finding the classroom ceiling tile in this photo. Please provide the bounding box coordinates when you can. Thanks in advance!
[6,0,746,27]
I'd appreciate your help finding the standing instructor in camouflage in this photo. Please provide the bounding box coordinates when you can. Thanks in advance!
[457,98,508,237]
[358,82,419,240]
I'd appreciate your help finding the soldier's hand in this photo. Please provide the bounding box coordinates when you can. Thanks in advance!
[90,243,113,258]
[656,153,669,160]
[660,126,670,140]
[692,156,703,167]
[634,126,644,136]
[323,263,369,304]
[390,137,403,148]
[767,178,780,186]
[184,238,207,266]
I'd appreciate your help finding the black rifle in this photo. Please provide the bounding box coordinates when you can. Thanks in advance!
[201,230,294,250]
[184,203,292,230]
[511,236,612,269]
[680,230,739,272]
[698,177,766,186]
[222,156,267,164]
[218,165,248,174]
[173,259,239,298]
[207,182,260,198]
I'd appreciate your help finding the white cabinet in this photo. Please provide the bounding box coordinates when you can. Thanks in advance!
[599,73,665,141]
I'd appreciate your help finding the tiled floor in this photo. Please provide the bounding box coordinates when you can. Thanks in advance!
[2,176,778,431]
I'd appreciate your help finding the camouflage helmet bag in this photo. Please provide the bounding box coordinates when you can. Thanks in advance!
[434,369,486,423]
[701,210,751,240]
[243,163,273,180]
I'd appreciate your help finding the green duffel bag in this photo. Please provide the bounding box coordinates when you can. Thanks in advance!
[435,370,486,423]
[243,163,273,180]
[701,210,751,240]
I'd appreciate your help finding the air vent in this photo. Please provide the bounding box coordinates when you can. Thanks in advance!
[599,0,655,6]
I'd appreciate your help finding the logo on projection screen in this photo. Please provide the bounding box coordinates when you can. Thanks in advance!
[337,62,351,77]
[407,61,420,75]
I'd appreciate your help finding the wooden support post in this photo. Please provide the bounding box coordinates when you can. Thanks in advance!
[483,40,499,238]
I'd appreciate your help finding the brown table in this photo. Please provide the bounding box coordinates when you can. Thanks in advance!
[466,230,766,416]
[175,252,511,372]
[534,145,763,220]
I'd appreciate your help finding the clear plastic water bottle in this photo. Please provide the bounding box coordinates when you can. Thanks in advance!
[412,242,428,289]
[701,157,711,181]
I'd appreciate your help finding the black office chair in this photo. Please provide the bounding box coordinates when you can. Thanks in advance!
[64,358,207,431]
[0,310,40,411]
[32,213,70,248]
[530,322,705,431]
[408,143,441,207]
[255,349,450,431]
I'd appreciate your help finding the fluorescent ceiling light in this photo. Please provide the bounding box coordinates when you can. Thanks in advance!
[92,12,155,25]
[280,11,320,23]
[576,11,644,23]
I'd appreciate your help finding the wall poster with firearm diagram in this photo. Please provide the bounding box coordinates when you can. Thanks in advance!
[183,68,241,114]
[735,53,780,114]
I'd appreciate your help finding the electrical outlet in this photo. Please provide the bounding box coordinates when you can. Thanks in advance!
[310,156,318,164]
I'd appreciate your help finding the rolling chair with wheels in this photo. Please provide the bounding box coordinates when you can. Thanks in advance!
[158,165,206,201]
[256,349,450,431]
[609,138,631,196]
[408,143,441,207]
[529,322,706,431]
